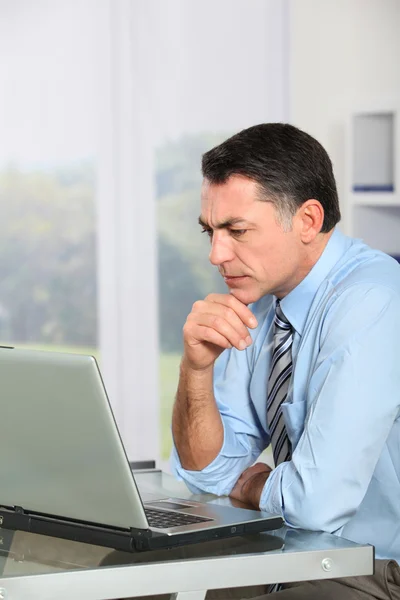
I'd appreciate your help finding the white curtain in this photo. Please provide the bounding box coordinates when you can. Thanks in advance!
[96,0,289,463]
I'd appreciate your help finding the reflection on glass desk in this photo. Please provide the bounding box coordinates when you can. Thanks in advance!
[0,525,373,577]
[0,528,285,576]
[0,471,374,600]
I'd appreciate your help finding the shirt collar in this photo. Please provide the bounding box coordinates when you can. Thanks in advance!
[279,228,351,336]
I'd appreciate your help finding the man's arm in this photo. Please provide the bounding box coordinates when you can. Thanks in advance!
[230,462,272,508]
[257,284,400,529]
[172,293,258,472]
[172,360,223,471]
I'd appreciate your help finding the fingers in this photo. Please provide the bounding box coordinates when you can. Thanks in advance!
[187,295,258,351]
[187,311,251,351]
[188,324,234,350]
[237,463,272,486]
[205,294,258,330]
[183,294,259,369]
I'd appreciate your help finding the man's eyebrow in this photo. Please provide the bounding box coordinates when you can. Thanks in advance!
[198,216,254,229]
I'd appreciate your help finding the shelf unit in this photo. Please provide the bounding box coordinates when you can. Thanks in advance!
[346,102,400,257]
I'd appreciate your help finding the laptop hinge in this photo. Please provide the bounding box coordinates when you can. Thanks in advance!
[130,527,152,539]
[14,506,25,515]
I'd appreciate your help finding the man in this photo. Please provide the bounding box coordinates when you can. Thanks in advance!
[171,123,400,599]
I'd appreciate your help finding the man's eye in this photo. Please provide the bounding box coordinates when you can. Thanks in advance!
[201,228,213,238]
[230,229,247,237]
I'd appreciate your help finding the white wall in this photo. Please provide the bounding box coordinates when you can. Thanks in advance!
[288,0,400,248]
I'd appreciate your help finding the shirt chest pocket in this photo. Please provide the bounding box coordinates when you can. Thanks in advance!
[281,399,307,450]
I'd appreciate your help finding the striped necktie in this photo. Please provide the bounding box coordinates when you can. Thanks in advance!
[267,301,293,466]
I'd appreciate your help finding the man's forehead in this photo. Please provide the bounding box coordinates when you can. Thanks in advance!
[198,215,252,229]
[200,177,268,228]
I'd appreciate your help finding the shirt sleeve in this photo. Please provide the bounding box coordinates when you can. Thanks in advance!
[259,283,400,532]
[170,342,268,495]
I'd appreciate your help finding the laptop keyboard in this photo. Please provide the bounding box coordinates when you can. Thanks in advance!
[145,508,212,529]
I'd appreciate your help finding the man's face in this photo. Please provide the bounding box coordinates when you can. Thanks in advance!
[200,175,305,303]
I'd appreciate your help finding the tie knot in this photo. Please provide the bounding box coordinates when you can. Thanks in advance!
[275,302,291,330]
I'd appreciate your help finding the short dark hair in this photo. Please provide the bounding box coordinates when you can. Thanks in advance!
[201,123,341,233]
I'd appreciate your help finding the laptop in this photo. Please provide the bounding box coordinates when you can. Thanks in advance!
[0,347,283,551]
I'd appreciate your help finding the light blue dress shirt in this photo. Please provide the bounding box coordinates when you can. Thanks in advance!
[171,228,400,562]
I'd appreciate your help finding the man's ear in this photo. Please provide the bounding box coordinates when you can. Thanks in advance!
[297,200,324,243]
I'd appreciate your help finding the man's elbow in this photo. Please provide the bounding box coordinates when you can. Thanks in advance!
[284,495,356,533]
[175,443,222,472]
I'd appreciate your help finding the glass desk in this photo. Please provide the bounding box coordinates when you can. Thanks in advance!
[0,471,374,600]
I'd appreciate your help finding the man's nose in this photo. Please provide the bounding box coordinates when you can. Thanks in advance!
[209,234,234,266]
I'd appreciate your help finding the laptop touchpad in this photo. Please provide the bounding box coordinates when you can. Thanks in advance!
[145,500,194,510]
[140,492,169,503]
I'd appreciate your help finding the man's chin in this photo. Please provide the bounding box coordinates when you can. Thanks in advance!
[228,288,261,306]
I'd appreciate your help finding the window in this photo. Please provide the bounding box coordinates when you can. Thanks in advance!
[1,0,288,466]
[0,1,98,357]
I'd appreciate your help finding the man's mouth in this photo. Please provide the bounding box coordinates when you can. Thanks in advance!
[223,275,249,283]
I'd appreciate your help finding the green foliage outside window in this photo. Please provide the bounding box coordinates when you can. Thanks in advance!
[0,133,227,458]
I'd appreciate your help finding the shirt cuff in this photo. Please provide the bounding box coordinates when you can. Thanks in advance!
[259,462,286,517]
[170,420,262,496]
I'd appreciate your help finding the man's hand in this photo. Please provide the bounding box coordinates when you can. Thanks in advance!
[183,293,258,372]
[230,463,272,509]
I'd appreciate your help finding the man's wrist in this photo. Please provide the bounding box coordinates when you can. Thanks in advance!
[242,471,270,509]
[180,356,214,378]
